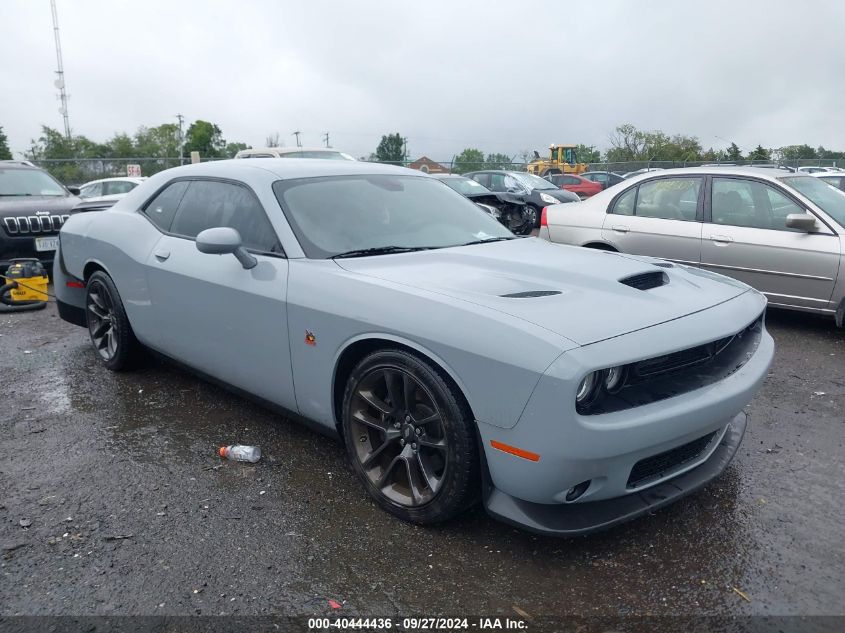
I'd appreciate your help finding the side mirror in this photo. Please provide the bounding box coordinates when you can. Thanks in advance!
[785,213,817,232]
[196,227,257,269]
[67,186,81,195]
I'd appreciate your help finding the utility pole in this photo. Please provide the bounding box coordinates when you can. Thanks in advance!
[322,132,330,148]
[175,113,185,164]
[402,137,408,163]
[292,131,302,147]
[50,0,71,139]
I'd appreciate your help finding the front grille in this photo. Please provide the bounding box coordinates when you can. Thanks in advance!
[631,335,734,380]
[627,431,717,488]
[580,313,764,416]
[3,214,69,236]
[620,271,667,290]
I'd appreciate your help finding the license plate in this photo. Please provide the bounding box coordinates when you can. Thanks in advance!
[35,236,59,252]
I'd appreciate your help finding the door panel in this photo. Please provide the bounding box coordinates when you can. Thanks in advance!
[601,177,704,265]
[700,176,841,310]
[699,226,840,310]
[145,235,296,408]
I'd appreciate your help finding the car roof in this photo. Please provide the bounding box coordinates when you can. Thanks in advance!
[431,173,464,179]
[0,160,38,169]
[619,165,805,185]
[238,146,346,155]
[157,158,421,181]
[82,176,147,185]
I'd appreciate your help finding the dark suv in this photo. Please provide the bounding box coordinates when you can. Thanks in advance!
[0,161,80,271]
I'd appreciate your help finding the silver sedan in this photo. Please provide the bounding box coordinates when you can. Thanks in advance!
[54,159,772,535]
[540,167,845,326]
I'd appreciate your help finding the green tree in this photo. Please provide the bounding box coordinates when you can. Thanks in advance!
[574,144,601,164]
[452,148,484,174]
[375,133,405,164]
[226,142,250,157]
[0,126,12,160]
[726,143,743,161]
[183,120,226,158]
[484,152,513,170]
[747,145,771,162]
[134,123,181,158]
[780,144,817,160]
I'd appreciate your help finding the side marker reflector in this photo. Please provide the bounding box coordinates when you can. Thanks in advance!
[490,440,540,462]
[66,281,85,288]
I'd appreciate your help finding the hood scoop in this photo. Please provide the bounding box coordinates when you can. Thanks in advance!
[620,271,668,291]
[499,290,562,299]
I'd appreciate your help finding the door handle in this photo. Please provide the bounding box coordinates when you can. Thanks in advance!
[611,225,629,233]
[710,235,733,244]
[153,249,170,261]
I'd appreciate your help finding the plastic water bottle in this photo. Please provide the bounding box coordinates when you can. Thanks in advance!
[218,445,261,463]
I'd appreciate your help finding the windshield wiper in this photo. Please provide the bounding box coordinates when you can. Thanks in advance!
[331,245,437,259]
[0,193,34,197]
[457,236,518,247]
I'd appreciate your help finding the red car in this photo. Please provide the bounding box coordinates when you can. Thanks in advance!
[549,174,602,199]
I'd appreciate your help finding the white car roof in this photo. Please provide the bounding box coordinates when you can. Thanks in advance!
[234,147,353,157]
[151,157,419,181]
[81,176,147,186]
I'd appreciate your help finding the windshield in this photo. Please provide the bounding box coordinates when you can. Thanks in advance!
[273,175,513,258]
[781,176,845,226]
[509,172,558,191]
[0,168,67,197]
[440,177,492,195]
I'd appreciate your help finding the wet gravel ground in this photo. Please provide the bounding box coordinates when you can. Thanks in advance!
[1,300,843,620]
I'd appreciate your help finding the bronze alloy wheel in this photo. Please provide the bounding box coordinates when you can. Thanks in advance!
[349,367,448,507]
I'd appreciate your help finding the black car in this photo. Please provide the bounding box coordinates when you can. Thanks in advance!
[432,174,533,235]
[0,161,80,271]
[579,170,625,190]
[463,170,579,227]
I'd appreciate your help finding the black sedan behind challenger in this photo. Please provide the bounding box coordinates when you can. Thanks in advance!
[463,170,579,227]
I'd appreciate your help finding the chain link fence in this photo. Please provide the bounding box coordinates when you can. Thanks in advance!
[31,156,843,185]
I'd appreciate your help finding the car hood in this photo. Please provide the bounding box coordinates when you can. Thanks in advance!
[0,195,80,214]
[335,238,751,346]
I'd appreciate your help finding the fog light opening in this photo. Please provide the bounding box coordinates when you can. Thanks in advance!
[565,480,591,502]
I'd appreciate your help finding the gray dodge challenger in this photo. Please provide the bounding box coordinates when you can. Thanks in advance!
[54,159,774,536]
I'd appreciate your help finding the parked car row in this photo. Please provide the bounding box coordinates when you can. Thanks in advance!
[539,166,845,326]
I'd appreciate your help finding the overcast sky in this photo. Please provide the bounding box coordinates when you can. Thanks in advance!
[2,0,843,160]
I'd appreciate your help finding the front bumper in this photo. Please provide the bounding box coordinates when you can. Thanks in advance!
[484,411,746,536]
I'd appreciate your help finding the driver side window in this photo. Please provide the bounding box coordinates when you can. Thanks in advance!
[170,180,283,254]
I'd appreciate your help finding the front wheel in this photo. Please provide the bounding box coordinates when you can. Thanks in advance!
[341,349,479,524]
[85,271,143,371]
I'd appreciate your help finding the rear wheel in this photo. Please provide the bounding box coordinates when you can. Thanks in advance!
[85,271,142,371]
[342,349,479,524]
[524,205,539,229]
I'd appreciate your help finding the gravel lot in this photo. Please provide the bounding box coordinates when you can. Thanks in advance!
[1,298,843,621]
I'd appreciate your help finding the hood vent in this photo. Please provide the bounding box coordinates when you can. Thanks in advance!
[499,290,562,298]
[620,271,668,291]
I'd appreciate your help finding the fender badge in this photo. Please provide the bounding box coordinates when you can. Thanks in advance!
[305,331,316,346]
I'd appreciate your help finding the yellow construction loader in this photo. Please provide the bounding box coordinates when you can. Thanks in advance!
[526,144,588,177]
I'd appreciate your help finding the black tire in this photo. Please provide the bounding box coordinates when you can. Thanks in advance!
[85,270,143,371]
[341,348,479,525]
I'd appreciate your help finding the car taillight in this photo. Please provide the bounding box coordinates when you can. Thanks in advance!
[540,207,548,227]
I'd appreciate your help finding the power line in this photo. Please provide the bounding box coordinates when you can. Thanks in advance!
[50,0,70,139]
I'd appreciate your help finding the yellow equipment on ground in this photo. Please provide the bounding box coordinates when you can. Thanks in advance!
[526,144,588,177]
[1,258,49,312]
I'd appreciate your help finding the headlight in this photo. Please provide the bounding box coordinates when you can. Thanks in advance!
[604,366,626,393]
[577,365,626,412]
[576,371,602,406]
[540,193,558,204]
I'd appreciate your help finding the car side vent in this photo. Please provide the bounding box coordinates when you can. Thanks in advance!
[620,271,668,291]
[499,290,562,298]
